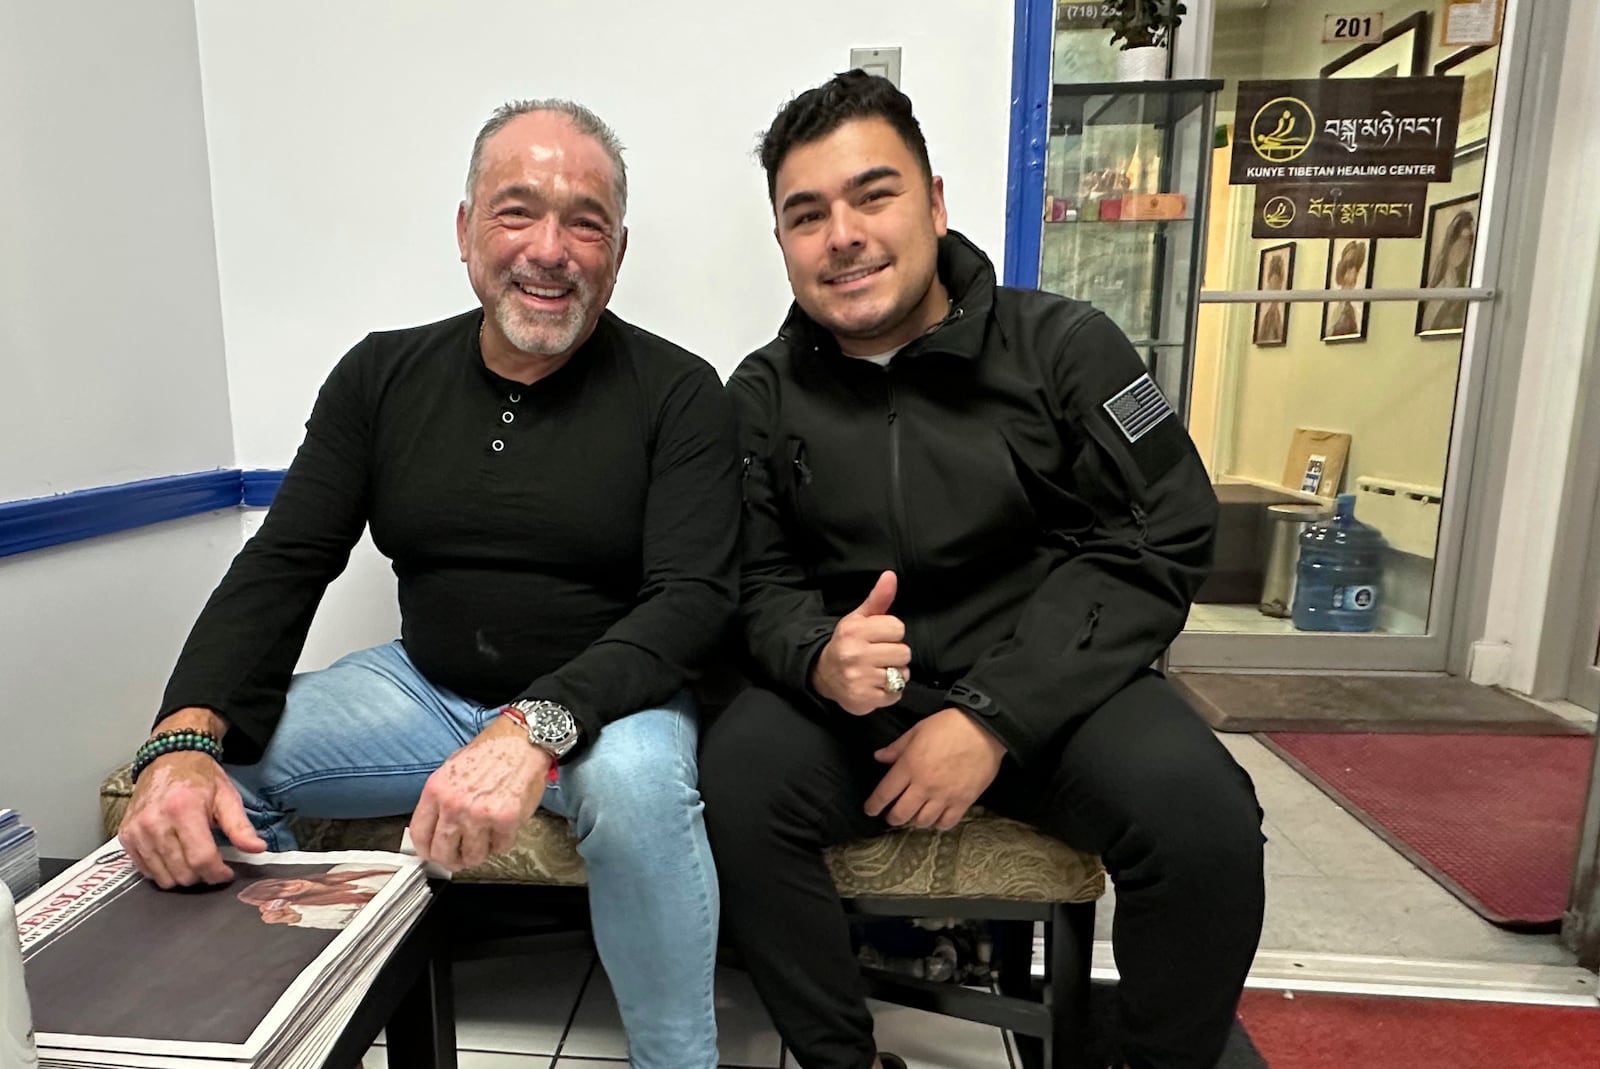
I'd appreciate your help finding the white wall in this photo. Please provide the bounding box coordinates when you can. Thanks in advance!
[0,0,240,855]
[0,0,233,500]
[193,0,1016,663]
[193,0,1014,464]
[0,516,243,855]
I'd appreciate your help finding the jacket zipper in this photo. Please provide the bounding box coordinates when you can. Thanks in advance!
[792,445,812,486]
[885,374,914,574]
[1076,603,1102,648]
[884,373,927,661]
[1130,501,1149,546]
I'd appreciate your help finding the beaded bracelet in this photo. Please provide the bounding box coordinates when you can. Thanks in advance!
[131,729,224,782]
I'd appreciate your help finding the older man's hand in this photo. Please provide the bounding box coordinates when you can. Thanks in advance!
[118,708,266,889]
[409,715,551,872]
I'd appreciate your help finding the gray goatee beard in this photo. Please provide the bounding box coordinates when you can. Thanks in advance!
[496,273,591,356]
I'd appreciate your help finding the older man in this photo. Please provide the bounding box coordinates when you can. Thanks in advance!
[118,100,736,1068]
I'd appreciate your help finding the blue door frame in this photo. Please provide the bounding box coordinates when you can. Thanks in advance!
[1003,0,1055,289]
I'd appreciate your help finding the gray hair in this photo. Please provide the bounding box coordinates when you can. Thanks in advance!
[464,99,628,222]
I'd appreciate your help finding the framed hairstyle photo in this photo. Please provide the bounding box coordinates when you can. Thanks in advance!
[1254,242,1295,348]
[1322,237,1376,343]
[1416,192,1479,337]
[1323,11,1428,78]
[1435,45,1498,157]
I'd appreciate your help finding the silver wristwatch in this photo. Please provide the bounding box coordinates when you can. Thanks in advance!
[507,699,581,760]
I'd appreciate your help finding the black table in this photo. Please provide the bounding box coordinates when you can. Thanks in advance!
[37,859,457,1069]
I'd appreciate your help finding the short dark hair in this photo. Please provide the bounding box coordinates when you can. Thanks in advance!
[759,69,932,203]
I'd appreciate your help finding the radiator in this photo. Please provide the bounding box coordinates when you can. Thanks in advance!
[1354,476,1443,559]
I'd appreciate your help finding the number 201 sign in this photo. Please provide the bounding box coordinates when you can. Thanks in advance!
[1323,13,1384,44]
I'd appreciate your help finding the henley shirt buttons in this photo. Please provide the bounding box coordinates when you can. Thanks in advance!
[501,411,515,424]
[491,439,505,452]
[508,393,521,403]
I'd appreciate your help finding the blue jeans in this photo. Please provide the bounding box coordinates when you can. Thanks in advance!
[228,641,719,1069]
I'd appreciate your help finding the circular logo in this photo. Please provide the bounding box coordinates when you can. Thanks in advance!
[1261,196,1296,229]
[1250,96,1316,163]
[1351,586,1375,610]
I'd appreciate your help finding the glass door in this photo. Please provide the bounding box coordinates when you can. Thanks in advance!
[1007,0,1537,673]
[1038,80,1220,413]
[1166,0,1521,671]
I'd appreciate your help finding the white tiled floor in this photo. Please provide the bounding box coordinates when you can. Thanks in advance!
[369,723,1596,1068]
[560,964,783,1065]
[367,952,1014,1069]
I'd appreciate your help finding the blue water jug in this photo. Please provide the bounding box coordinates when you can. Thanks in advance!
[1291,493,1387,632]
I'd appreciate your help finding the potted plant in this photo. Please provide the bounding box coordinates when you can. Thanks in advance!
[1103,0,1186,80]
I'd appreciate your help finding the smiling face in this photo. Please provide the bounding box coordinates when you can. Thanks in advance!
[771,117,949,356]
[456,111,626,362]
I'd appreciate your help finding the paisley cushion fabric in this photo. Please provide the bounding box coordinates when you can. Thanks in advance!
[825,810,1104,903]
[101,765,1103,902]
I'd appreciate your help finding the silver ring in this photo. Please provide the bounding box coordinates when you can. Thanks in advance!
[884,666,906,693]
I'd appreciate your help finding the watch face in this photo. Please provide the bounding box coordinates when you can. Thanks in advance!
[529,705,576,745]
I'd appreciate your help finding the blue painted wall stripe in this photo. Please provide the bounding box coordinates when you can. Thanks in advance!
[240,469,286,508]
[0,471,244,559]
[1003,0,1054,289]
[0,468,289,559]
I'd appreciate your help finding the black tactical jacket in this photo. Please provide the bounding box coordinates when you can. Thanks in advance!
[729,231,1218,763]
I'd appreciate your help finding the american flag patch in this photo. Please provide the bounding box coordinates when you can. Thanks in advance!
[1103,374,1174,443]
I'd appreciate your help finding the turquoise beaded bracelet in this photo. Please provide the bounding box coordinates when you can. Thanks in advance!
[131,729,224,782]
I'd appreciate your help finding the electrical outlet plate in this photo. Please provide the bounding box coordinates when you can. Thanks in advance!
[849,47,902,87]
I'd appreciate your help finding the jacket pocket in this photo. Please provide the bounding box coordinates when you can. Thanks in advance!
[998,428,1096,546]
[1076,602,1103,648]
[777,436,828,550]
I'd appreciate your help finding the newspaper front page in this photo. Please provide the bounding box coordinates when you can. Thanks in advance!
[16,840,430,1067]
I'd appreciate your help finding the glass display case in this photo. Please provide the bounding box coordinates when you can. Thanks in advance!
[1036,80,1222,411]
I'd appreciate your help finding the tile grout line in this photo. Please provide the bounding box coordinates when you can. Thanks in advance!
[551,953,604,1064]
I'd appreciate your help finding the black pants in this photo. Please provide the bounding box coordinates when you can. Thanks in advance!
[700,672,1265,1069]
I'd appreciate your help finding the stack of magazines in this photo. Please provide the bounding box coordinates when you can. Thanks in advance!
[0,810,39,899]
[14,839,432,1068]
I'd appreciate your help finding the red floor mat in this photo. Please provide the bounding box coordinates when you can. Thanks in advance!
[1238,989,1600,1069]
[1259,733,1592,930]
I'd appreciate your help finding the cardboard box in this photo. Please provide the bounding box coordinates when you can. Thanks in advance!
[1282,428,1351,497]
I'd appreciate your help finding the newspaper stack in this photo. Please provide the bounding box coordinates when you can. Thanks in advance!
[14,839,432,1069]
[0,810,39,899]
